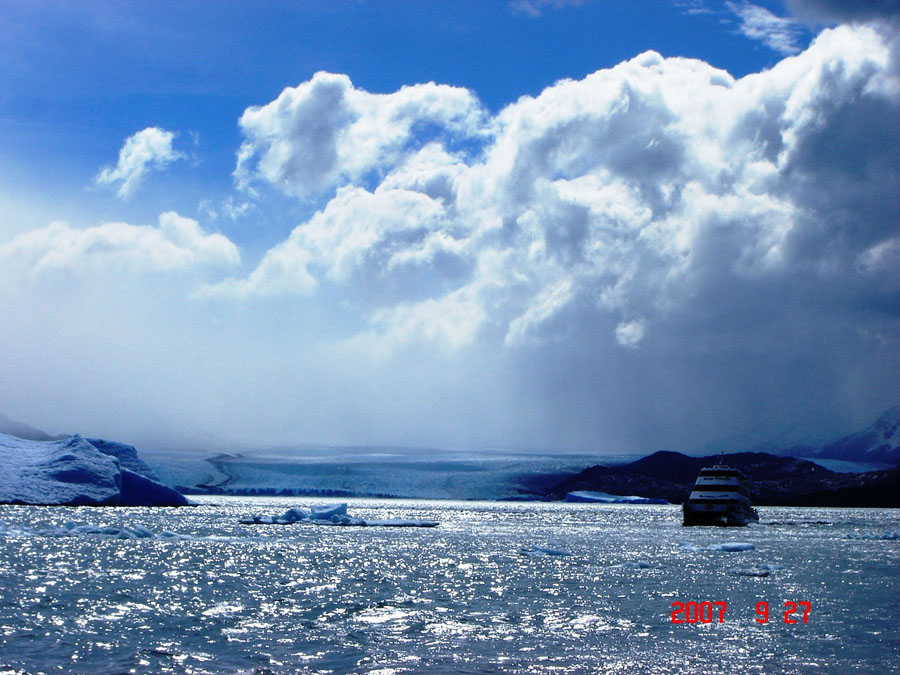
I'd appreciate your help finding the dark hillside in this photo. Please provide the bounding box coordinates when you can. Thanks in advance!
[547,451,900,507]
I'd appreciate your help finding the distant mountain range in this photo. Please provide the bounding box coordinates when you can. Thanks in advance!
[0,413,62,442]
[779,406,900,466]
[542,450,900,508]
[536,407,900,507]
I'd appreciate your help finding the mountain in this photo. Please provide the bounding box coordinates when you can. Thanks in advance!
[808,406,900,465]
[545,450,900,507]
[0,412,61,442]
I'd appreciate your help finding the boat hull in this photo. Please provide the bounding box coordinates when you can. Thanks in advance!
[682,501,759,527]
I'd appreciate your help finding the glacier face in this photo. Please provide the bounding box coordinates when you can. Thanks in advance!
[0,433,188,506]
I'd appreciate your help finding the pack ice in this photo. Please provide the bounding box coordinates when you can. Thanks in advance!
[0,432,189,506]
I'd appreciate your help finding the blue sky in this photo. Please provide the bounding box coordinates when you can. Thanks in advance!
[1,0,811,238]
[1,1,897,453]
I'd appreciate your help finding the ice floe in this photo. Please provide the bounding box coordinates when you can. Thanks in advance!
[679,541,756,552]
[239,503,438,527]
[763,520,834,526]
[707,542,756,552]
[728,567,770,577]
[0,520,189,540]
[519,545,572,557]
[611,561,653,569]
[564,491,668,504]
[847,531,899,540]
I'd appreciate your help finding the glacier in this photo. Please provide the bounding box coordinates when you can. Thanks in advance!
[0,432,189,506]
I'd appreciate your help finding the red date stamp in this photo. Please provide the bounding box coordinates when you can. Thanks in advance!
[671,601,810,623]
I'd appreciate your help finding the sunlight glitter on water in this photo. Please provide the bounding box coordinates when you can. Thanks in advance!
[0,498,898,673]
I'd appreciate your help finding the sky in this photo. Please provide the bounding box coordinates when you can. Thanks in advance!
[1,0,898,454]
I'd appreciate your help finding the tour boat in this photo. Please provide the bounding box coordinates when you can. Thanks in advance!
[682,459,759,527]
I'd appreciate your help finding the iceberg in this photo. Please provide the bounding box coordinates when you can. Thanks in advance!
[85,438,160,481]
[0,432,189,506]
[239,503,438,527]
[564,491,668,504]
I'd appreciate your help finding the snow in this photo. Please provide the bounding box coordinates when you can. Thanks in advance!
[0,432,189,506]
[564,491,668,504]
[239,503,438,527]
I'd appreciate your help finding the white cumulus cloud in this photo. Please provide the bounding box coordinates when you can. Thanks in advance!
[96,127,185,199]
[0,211,239,275]
[234,72,489,199]
[215,23,899,361]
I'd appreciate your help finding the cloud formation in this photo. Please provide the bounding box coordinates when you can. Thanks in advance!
[1,212,239,274]
[728,2,807,54]
[509,0,589,17]
[96,127,185,199]
[4,18,898,453]
[218,23,900,364]
[786,0,900,25]
[234,72,488,199]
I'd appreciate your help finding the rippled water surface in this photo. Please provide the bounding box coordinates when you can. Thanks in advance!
[1,498,898,673]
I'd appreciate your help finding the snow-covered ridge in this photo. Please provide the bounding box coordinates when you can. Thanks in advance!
[0,432,189,506]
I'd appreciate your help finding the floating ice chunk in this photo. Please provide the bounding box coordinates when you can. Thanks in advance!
[128,525,154,538]
[728,567,771,577]
[678,542,703,553]
[240,503,438,527]
[85,438,159,481]
[280,507,308,523]
[847,531,899,540]
[363,519,438,527]
[564,491,668,504]
[612,561,652,569]
[3,521,187,540]
[707,542,755,552]
[520,545,572,557]
[680,541,755,552]
[0,432,188,506]
[310,503,348,520]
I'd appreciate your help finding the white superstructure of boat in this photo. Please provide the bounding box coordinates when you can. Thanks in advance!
[682,460,759,527]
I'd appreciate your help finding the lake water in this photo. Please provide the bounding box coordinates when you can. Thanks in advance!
[1,498,898,673]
